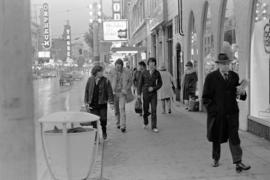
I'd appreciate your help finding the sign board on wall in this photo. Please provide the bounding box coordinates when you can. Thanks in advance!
[112,0,121,20]
[103,20,128,41]
[42,3,51,49]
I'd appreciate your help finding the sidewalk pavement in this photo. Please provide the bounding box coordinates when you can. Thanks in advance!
[102,100,270,180]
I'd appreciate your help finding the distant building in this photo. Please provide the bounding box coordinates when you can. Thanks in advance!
[51,38,67,61]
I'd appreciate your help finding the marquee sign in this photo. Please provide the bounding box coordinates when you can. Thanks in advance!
[42,3,51,49]
[66,28,71,58]
[112,0,121,20]
[103,20,128,41]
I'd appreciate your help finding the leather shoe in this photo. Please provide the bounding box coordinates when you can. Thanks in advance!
[236,162,251,172]
[121,128,126,133]
[212,160,219,167]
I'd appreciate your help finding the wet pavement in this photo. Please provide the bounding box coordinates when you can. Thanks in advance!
[33,75,90,180]
[102,102,270,180]
[33,75,270,180]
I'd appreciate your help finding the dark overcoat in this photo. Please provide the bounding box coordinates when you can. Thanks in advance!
[202,70,246,144]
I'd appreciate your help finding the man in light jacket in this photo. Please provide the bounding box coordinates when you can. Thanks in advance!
[110,59,133,133]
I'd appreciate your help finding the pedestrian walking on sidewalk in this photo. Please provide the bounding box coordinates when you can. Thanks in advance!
[111,59,133,133]
[182,61,198,109]
[202,53,250,172]
[158,64,176,114]
[84,65,114,140]
[133,61,147,116]
[138,57,162,133]
[133,61,147,96]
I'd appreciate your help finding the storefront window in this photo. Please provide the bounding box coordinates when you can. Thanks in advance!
[190,13,198,70]
[251,0,270,121]
[222,0,239,72]
[188,12,198,96]
[203,3,215,77]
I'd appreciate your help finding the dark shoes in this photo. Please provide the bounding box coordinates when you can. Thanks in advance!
[236,162,251,172]
[121,128,126,133]
[212,160,219,167]
[117,125,120,129]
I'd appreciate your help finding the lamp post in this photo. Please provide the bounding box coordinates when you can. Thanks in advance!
[89,1,102,63]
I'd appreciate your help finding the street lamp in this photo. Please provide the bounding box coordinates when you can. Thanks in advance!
[89,1,102,62]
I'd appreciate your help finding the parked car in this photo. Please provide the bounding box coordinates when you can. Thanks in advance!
[59,73,73,86]
[71,71,84,81]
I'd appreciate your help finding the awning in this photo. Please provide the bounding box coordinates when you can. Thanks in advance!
[111,46,147,54]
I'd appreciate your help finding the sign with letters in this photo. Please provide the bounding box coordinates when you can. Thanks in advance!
[103,20,128,41]
[112,0,121,20]
[42,3,51,49]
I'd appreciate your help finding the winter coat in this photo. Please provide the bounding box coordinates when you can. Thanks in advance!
[158,70,175,99]
[138,69,163,95]
[84,76,114,105]
[202,70,247,144]
[133,70,142,89]
[110,67,133,94]
[183,71,197,100]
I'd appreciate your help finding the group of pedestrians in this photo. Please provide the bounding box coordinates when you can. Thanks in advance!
[83,53,251,173]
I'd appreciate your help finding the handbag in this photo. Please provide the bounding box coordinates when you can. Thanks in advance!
[135,98,142,114]
[188,97,199,112]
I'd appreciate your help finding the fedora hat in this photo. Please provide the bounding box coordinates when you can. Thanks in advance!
[185,61,193,67]
[215,53,233,64]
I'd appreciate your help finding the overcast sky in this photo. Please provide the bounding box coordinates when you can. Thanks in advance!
[31,0,112,39]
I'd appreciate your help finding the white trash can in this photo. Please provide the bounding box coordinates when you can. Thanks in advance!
[39,111,100,180]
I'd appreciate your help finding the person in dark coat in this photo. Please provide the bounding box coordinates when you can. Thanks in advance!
[182,61,198,109]
[138,57,162,133]
[84,65,114,140]
[133,61,147,96]
[202,53,250,172]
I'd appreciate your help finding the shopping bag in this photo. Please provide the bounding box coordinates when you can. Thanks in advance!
[135,98,142,114]
[188,97,199,112]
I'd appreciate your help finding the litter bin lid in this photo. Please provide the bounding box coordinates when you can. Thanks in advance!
[38,111,99,123]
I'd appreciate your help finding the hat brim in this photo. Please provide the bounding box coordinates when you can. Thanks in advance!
[215,59,233,64]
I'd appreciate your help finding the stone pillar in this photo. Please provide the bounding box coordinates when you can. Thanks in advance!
[0,1,36,179]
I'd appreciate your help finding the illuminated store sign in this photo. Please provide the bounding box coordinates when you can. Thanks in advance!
[42,3,50,49]
[112,0,121,20]
[103,20,128,41]
[66,29,71,58]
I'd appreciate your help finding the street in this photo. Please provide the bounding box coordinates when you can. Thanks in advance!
[33,75,89,180]
[34,77,270,180]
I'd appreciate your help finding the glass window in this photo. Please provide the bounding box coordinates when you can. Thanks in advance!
[222,0,239,72]
[203,4,215,77]
[250,0,270,121]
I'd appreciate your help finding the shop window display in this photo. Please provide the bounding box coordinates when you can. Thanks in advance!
[222,0,239,73]
[189,13,199,96]
[251,0,270,121]
[203,3,215,77]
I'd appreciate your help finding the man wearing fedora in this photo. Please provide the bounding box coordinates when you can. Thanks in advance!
[202,53,250,172]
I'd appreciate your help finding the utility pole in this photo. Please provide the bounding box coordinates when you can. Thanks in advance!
[89,1,102,63]
[0,0,36,179]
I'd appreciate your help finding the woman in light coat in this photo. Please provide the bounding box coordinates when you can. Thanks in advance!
[158,65,175,114]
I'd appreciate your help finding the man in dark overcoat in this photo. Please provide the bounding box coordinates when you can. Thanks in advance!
[202,53,250,172]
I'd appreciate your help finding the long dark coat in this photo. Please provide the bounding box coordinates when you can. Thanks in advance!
[202,70,246,144]
[183,71,197,100]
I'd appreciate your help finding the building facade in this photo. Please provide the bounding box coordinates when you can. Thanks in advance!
[180,0,270,140]
[128,0,183,100]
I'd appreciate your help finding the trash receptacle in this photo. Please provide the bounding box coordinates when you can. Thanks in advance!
[38,111,100,180]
